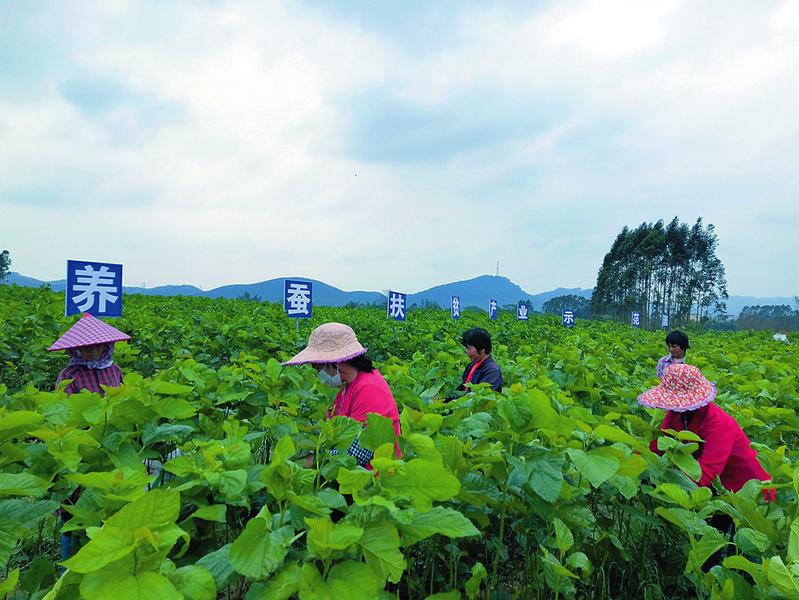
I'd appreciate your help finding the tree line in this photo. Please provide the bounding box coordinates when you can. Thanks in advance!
[591,218,728,328]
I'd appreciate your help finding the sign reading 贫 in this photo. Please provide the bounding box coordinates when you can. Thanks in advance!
[388,291,407,321]
[451,296,461,320]
[562,309,575,327]
[284,280,313,319]
[65,260,123,317]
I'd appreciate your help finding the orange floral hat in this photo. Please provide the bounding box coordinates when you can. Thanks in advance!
[638,363,717,412]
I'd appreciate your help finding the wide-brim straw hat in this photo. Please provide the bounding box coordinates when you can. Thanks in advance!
[282,322,368,366]
[638,363,717,412]
[48,313,132,351]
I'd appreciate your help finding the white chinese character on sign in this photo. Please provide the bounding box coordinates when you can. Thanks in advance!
[661,314,669,328]
[517,304,528,320]
[451,296,460,319]
[70,265,119,312]
[286,283,311,316]
[563,310,575,326]
[489,299,497,313]
[632,312,641,327]
[389,292,406,319]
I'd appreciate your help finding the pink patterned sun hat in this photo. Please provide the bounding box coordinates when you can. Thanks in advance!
[283,322,368,366]
[48,313,132,351]
[638,363,717,412]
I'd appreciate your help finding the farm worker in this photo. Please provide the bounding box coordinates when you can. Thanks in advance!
[48,313,131,563]
[49,313,130,394]
[656,330,689,379]
[283,322,401,469]
[457,327,503,393]
[640,363,775,500]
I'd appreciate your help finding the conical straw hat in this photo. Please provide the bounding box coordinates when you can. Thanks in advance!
[283,322,367,365]
[48,313,132,351]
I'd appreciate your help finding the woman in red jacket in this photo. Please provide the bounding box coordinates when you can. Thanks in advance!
[640,363,774,498]
[283,322,401,469]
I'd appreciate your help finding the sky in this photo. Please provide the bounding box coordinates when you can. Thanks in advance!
[1,0,797,296]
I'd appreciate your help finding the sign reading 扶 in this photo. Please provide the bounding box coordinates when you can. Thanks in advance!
[631,311,641,328]
[65,260,123,317]
[284,280,313,319]
[517,303,529,321]
[388,290,407,321]
[488,299,498,320]
[451,296,461,320]
[661,314,669,329]
[562,309,575,327]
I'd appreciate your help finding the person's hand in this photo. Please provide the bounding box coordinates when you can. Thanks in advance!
[304,453,315,468]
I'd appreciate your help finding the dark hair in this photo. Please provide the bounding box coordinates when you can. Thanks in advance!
[462,327,492,354]
[343,353,375,373]
[665,330,690,350]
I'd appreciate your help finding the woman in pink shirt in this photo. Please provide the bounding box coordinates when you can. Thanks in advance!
[283,322,401,467]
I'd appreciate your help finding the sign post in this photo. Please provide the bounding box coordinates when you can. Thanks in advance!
[562,309,575,327]
[451,296,461,322]
[488,299,498,320]
[388,291,407,322]
[66,260,123,317]
[631,311,641,328]
[284,280,313,329]
[517,302,529,321]
[661,314,669,329]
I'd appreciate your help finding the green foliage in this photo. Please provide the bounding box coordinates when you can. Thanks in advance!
[0,284,798,598]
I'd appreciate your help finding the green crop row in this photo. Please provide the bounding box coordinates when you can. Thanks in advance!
[0,284,798,599]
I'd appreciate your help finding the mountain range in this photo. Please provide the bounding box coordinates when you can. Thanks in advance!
[4,272,794,316]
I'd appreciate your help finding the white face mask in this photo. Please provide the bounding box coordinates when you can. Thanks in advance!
[317,364,343,387]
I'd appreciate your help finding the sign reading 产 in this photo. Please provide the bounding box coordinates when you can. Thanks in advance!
[387,290,407,321]
[661,314,669,329]
[451,296,461,320]
[562,309,575,327]
[488,299,498,320]
[66,260,123,317]
[631,311,641,328]
[284,280,313,320]
[517,303,529,321]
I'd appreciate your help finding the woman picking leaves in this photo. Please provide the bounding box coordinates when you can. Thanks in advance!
[283,322,401,468]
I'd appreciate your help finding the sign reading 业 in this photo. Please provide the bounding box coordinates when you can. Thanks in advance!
[284,280,313,319]
[451,296,461,320]
[488,299,498,320]
[65,260,123,317]
[661,314,669,329]
[631,311,641,328]
[517,303,529,321]
[562,309,575,327]
[387,290,407,322]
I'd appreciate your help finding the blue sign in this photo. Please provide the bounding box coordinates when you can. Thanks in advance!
[284,280,313,319]
[66,260,123,317]
[562,309,575,327]
[661,314,669,329]
[631,311,641,328]
[451,296,461,320]
[517,303,529,321]
[488,299,498,320]
[387,290,407,321]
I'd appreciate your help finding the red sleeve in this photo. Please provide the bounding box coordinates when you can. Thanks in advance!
[348,383,394,423]
[696,413,735,487]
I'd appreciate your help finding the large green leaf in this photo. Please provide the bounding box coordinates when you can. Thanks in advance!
[380,459,460,510]
[0,472,51,497]
[359,414,396,451]
[169,565,217,600]
[359,524,406,583]
[105,488,180,530]
[247,563,301,600]
[394,507,479,546]
[767,556,799,597]
[81,570,182,600]
[229,518,294,580]
[305,517,363,560]
[566,448,619,488]
[61,526,135,573]
[299,560,382,600]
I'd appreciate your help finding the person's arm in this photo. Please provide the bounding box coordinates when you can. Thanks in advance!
[656,355,670,379]
[695,416,735,487]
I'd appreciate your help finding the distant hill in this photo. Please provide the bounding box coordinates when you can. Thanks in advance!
[4,271,793,316]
